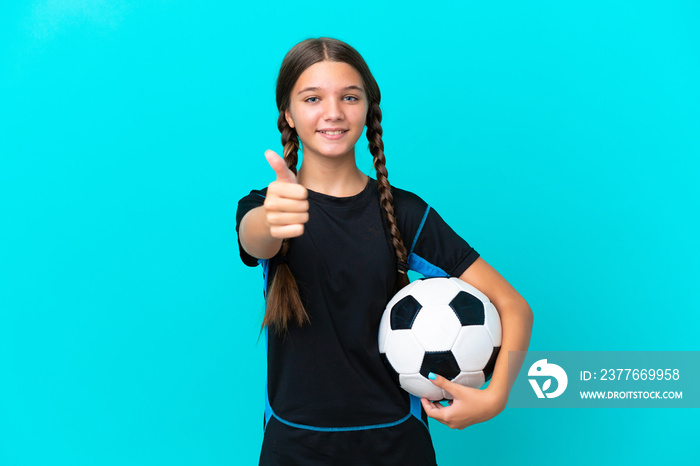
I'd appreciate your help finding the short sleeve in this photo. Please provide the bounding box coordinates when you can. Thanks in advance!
[235,188,267,267]
[411,207,480,278]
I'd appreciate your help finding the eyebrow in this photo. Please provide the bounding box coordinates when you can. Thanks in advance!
[297,85,364,95]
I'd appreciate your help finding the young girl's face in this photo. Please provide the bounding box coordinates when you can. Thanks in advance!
[285,60,368,162]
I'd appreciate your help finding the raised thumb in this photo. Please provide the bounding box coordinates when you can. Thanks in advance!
[265,149,297,184]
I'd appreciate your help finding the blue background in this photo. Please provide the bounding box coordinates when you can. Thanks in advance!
[1,1,698,464]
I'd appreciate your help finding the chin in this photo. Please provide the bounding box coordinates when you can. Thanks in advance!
[312,144,354,158]
[324,149,355,159]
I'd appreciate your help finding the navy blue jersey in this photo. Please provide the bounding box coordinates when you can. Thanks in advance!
[236,179,479,465]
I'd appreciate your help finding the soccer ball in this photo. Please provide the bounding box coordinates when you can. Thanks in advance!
[378,277,502,401]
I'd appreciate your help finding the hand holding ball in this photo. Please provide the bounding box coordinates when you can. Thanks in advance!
[378,277,502,401]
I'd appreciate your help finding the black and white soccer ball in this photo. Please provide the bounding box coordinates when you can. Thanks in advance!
[378,277,502,401]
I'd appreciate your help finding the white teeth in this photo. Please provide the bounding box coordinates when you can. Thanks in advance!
[320,130,344,135]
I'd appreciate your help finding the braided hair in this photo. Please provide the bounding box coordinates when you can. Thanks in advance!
[366,101,410,289]
[264,38,409,334]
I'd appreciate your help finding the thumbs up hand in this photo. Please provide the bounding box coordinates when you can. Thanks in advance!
[263,150,309,239]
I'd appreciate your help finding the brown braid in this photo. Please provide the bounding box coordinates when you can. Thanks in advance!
[262,113,309,334]
[366,102,411,290]
[278,111,299,175]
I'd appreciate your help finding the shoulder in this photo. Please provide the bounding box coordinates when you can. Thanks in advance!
[390,184,479,277]
[386,184,433,249]
[390,184,429,216]
[239,187,268,201]
[237,187,268,210]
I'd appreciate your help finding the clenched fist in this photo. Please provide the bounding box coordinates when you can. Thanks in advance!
[263,150,309,239]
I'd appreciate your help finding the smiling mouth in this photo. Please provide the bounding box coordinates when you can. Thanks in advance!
[318,130,347,135]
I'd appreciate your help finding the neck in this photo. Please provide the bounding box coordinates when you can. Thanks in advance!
[297,151,368,197]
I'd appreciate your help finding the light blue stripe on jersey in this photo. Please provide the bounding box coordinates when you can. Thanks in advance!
[410,205,431,254]
[409,394,427,430]
[271,411,414,432]
[260,259,274,428]
[408,253,449,278]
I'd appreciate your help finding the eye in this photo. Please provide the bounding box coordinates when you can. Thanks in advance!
[304,96,319,103]
[343,95,359,102]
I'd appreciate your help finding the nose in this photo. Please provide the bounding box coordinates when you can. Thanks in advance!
[323,98,344,121]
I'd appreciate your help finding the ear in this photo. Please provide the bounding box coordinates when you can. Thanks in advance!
[284,109,295,129]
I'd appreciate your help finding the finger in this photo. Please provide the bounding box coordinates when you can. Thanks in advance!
[421,398,448,423]
[267,181,308,201]
[270,224,305,239]
[421,397,444,411]
[265,150,297,184]
[427,372,461,399]
[427,372,451,389]
[267,212,309,226]
[264,197,309,214]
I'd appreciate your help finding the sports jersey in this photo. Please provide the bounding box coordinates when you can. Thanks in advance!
[236,178,479,465]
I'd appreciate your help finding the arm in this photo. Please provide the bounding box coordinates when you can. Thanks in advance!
[421,257,533,429]
[239,206,284,260]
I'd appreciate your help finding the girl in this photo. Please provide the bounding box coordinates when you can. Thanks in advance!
[236,37,533,465]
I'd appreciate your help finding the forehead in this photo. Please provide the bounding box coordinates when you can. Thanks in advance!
[293,60,364,93]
